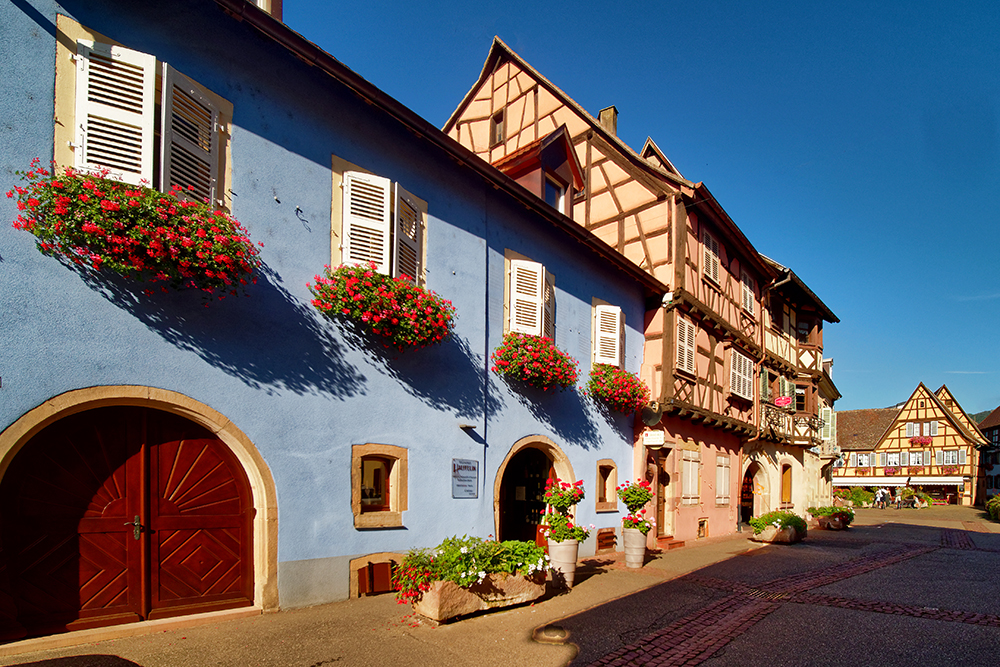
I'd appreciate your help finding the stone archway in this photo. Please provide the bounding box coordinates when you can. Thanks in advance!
[0,387,279,625]
[493,435,575,542]
[741,460,768,523]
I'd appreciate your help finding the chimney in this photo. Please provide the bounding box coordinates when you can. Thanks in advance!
[598,106,618,136]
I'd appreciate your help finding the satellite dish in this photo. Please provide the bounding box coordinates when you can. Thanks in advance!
[641,402,663,427]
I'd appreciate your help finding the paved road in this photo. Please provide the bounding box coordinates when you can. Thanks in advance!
[561,506,1000,666]
[2,506,997,666]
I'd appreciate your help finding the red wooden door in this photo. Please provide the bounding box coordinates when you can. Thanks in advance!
[0,407,253,637]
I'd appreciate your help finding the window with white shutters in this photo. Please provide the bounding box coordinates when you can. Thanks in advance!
[849,452,857,467]
[930,421,939,436]
[509,259,548,336]
[906,422,915,437]
[682,450,700,505]
[593,305,623,366]
[741,270,755,315]
[702,229,720,284]
[715,454,730,504]
[75,41,156,186]
[821,407,833,440]
[677,317,696,375]
[342,172,393,274]
[886,452,900,467]
[730,349,754,401]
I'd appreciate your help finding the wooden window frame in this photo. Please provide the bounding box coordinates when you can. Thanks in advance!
[490,110,505,148]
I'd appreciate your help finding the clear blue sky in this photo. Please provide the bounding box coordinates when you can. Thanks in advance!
[284,0,1000,414]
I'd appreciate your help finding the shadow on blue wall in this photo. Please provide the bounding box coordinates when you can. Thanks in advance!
[333,320,503,421]
[503,381,602,450]
[77,264,368,398]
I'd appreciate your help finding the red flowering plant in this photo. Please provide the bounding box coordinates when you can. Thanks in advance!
[622,511,655,535]
[7,160,261,300]
[541,477,592,542]
[491,332,579,391]
[308,263,455,351]
[909,436,933,446]
[585,364,650,413]
[617,479,655,535]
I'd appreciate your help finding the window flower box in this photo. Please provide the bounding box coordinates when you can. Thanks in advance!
[491,332,578,391]
[309,263,455,350]
[9,161,262,301]
[585,364,650,413]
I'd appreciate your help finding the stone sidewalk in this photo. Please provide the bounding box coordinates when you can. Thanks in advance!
[2,505,997,666]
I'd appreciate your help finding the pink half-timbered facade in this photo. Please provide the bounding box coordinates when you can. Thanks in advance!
[446,38,838,544]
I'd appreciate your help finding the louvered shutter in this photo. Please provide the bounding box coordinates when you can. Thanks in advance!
[702,230,720,283]
[74,41,156,186]
[761,371,771,402]
[849,453,857,467]
[741,271,755,314]
[716,455,730,503]
[959,450,967,465]
[879,452,886,467]
[931,421,939,436]
[542,272,556,340]
[509,260,544,336]
[901,451,909,466]
[342,172,392,273]
[160,64,220,204]
[392,183,422,283]
[924,450,930,465]
[936,451,943,465]
[831,412,837,443]
[821,407,832,440]
[906,422,914,437]
[677,318,696,374]
[594,305,622,366]
[730,350,753,400]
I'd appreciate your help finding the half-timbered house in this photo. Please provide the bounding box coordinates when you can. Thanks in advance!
[975,406,1000,502]
[833,385,986,505]
[445,38,838,542]
[741,257,840,522]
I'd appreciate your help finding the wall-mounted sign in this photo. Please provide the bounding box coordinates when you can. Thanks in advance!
[452,459,479,499]
[775,396,792,408]
[642,430,665,446]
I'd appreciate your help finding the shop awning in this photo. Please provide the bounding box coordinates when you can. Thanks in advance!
[833,476,965,487]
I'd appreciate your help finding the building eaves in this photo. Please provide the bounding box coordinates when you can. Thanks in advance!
[211,2,667,297]
[979,405,1000,430]
[760,255,839,323]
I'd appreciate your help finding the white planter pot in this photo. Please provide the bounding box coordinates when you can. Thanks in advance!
[622,528,646,568]
[547,538,580,588]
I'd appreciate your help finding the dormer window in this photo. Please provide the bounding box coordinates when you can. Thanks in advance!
[544,174,566,214]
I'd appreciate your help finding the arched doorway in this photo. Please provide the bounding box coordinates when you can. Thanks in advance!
[494,436,574,544]
[0,404,258,639]
[741,462,765,524]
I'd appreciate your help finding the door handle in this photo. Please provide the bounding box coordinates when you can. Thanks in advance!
[124,515,142,540]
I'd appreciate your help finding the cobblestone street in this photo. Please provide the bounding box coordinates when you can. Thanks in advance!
[562,506,1000,666]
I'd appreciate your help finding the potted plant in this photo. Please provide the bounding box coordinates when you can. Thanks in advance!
[986,495,1000,521]
[308,262,455,350]
[392,535,549,622]
[585,364,650,413]
[491,332,578,391]
[616,479,654,568]
[540,477,592,588]
[8,161,262,301]
[748,510,807,543]
[807,506,854,530]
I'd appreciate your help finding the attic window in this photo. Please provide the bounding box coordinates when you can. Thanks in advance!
[490,110,505,147]
[544,174,566,214]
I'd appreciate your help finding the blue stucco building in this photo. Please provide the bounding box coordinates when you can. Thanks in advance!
[0,0,666,640]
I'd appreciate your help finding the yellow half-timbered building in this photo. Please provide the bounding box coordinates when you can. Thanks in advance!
[834,384,986,505]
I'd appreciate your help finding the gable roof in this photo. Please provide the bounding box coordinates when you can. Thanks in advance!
[979,405,1000,430]
[934,384,987,443]
[836,408,899,451]
[210,2,668,297]
[491,125,585,191]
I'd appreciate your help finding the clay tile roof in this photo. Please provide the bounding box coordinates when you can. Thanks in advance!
[836,408,899,451]
[980,405,1000,430]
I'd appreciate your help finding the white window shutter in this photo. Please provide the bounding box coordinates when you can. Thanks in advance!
[921,422,929,437]
[879,452,886,467]
[160,63,221,205]
[75,41,156,186]
[542,272,556,340]
[392,183,422,283]
[931,421,939,436]
[594,305,622,366]
[901,451,909,466]
[849,452,857,467]
[342,172,392,273]
[741,271,755,314]
[906,422,914,438]
[936,451,943,465]
[821,407,832,440]
[730,350,753,400]
[677,318,696,374]
[924,450,930,465]
[509,259,544,336]
[959,450,967,465]
[702,230,720,283]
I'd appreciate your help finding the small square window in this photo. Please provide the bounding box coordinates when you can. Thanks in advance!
[352,443,407,528]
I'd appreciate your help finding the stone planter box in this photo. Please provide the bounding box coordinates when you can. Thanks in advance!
[749,524,806,544]
[411,572,546,622]
[815,515,848,530]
